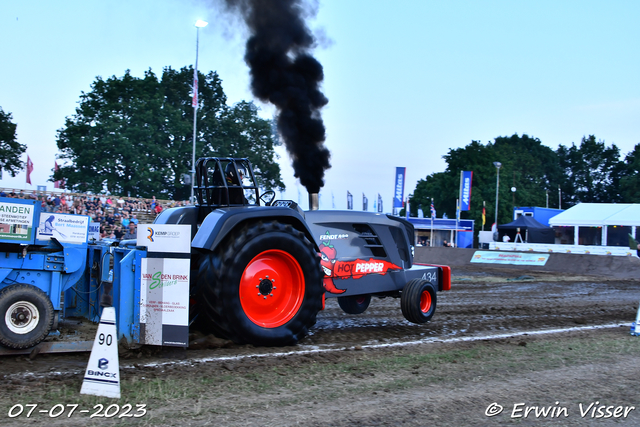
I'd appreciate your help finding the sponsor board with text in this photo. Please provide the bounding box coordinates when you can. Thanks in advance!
[0,199,38,243]
[140,257,190,346]
[36,213,89,244]
[136,224,191,253]
[471,251,550,266]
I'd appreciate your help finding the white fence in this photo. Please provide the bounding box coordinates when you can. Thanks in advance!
[488,242,637,257]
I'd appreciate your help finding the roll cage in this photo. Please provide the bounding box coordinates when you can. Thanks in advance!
[194,157,261,207]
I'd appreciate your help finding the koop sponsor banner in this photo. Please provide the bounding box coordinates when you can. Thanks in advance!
[137,224,191,253]
[471,251,550,266]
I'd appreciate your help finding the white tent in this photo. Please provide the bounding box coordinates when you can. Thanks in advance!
[549,203,636,227]
[604,204,640,226]
[548,203,640,247]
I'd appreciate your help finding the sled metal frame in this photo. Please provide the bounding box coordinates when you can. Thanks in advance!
[0,340,94,356]
[0,241,147,355]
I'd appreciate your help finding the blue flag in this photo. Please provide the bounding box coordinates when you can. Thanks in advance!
[393,167,406,210]
[460,171,473,211]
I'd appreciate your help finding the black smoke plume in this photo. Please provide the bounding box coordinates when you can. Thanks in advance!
[223,0,331,193]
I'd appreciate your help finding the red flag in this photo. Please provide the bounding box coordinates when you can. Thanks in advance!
[192,69,198,108]
[54,161,62,189]
[26,155,34,185]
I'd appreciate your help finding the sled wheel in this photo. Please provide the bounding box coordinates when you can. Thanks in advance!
[197,221,323,346]
[337,294,371,315]
[0,284,54,349]
[401,279,437,324]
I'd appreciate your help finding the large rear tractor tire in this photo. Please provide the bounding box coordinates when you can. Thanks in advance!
[401,279,437,324]
[197,221,323,346]
[0,284,55,349]
[338,294,371,315]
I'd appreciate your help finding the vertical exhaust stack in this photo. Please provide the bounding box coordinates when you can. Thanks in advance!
[309,193,319,211]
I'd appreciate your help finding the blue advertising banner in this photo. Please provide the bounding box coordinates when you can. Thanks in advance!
[459,170,473,211]
[393,167,406,209]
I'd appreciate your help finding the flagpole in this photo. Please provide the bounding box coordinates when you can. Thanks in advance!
[430,198,434,247]
[455,198,459,248]
[482,200,486,231]
[405,195,410,219]
[457,171,464,248]
[191,20,208,205]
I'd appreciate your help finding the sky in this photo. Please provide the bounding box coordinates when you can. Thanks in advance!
[1,0,639,211]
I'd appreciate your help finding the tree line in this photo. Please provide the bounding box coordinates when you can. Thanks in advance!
[2,69,638,211]
[54,67,285,200]
[409,134,640,227]
[1,66,284,200]
[0,107,27,177]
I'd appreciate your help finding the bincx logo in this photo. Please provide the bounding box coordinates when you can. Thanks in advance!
[98,358,109,370]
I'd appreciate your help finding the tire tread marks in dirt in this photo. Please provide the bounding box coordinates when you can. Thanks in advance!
[0,284,55,349]
[197,220,323,346]
[401,279,437,324]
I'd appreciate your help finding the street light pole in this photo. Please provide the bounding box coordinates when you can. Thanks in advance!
[493,161,502,228]
[191,19,208,204]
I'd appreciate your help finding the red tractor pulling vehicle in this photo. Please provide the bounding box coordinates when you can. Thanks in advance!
[154,157,451,347]
[0,157,450,351]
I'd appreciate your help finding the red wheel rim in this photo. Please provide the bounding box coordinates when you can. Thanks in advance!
[239,250,305,328]
[420,290,432,313]
[355,296,367,305]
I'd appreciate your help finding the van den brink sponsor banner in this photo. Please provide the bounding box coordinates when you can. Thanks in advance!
[138,224,191,347]
[471,251,550,266]
[139,258,190,347]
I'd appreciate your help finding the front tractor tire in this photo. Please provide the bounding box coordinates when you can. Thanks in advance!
[197,221,323,346]
[0,284,55,349]
[401,279,437,324]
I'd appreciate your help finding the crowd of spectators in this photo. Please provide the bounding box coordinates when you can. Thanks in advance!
[0,189,190,240]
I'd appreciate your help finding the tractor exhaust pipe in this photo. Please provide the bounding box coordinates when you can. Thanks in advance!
[309,193,319,211]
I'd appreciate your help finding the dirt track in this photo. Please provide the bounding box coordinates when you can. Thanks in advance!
[1,264,640,426]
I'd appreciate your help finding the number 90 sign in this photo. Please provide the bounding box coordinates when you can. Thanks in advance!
[98,333,113,346]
